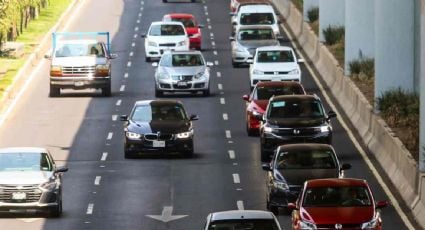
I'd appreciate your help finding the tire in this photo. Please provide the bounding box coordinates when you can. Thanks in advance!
[202,88,210,97]
[155,88,163,97]
[260,144,269,162]
[49,85,60,97]
[269,205,279,216]
[48,198,62,217]
[145,56,151,62]
[185,140,194,157]
[191,0,196,2]
[246,123,256,136]
[102,85,111,97]
[163,0,167,2]
[124,149,134,159]
[232,61,239,68]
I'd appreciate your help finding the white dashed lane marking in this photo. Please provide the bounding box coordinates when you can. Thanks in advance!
[228,150,235,159]
[214,60,219,65]
[225,130,231,138]
[220,98,225,104]
[210,33,214,37]
[101,152,108,161]
[217,72,221,77]
[94,176,101,186]
[107,132,113,140]
[138,13,142,17]
[134,27,139,31]
[213,51,218,56]
[129,52,134,57]
[237,201,244,210]
[86,204,94,215]
[120,85,126,92]
[233,174,240,183]
[112,115,118,121]
[127,61,132,67]
[223,113,228,120]
[133,34,137,39]
[208,25,212,30]
[218,84,223,90]
[211,41,215,46]
[116,100,122,106]
[124,73,129,78]
[132,42,135,47]
[137,20,140,24]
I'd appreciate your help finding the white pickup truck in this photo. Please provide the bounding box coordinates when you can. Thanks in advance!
[45,32,117,97]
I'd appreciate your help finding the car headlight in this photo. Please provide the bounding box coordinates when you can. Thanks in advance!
[194,72,205,79]
[50,66,62,76]
[320,125,330,133]
[39,181,57,191]
[253,69,263,74]
[126,131,141,140]
[176,130,193,139]
[158,72,171,80]
[264,126,274,133]
[148,41,157,47]
[273,180,289,190]
[289,69,300,75]
[178,40,187,46]
[299,220,317,230]
[190,33,201,38]
[361,216,379,229]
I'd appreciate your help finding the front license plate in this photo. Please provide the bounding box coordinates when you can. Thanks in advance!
[74,81,84,87]
[152,140,165,148]
[12,192,26,200]
[177,81,188,86]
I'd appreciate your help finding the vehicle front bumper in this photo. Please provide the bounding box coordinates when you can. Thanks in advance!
[250,73,301,86]
[156,78,209,92]
[145,44,189,59]
[124,137,193,154]
[50,76,110,89]
[261,132,332,154]
[232,50,253,65]
[0,190,60,213]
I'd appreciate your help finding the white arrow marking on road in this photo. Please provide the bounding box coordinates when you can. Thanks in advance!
[146,206,188,223]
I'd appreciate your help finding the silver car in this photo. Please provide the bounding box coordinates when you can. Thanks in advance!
[0,147,68,217]
[153,50,213,97]
[204,210,282,230]
[230,25,281,67]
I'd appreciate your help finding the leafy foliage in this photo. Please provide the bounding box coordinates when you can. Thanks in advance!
[323,25,344,46]
[307,7,319,22]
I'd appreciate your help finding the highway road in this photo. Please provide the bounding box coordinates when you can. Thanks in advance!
[0,0,412,229]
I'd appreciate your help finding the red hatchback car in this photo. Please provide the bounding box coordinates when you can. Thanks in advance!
[242,81,305,136]
[163,13,203,50]
[289,178,389,230]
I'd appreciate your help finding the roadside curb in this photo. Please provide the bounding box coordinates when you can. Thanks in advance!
[0,0,81,115]
[270,0,424,228]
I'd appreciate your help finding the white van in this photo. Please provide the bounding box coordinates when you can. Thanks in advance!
[231,4,281,36]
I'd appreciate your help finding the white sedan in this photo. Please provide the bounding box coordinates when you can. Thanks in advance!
[142,21,190,62]
[249,46,303,88]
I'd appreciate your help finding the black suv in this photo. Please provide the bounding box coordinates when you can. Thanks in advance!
[121,100,198,158]
[259,95,336,162]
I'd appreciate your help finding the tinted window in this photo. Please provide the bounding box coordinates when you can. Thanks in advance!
[276,149,337,169]
[238,29,274,40]
[303,186,372,207]
[240,13,275,25]
[257,50,295,63]
[131,104,187,122]
[208,219,280,230]
[172,18,196,27]
[0,152,53,172]
[55,43,104,57]
[254,86,304,100]
[172,54,204,67]
[149,24,185,36]
[268,100,324,118]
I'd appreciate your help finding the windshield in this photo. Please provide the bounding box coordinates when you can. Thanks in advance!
[240,13,275,25]
[0,152,53,172]
[208,219,280,230]
[131,104,187,122]
[172,18,196,27]
[257,50,295,63]
[268,100,324,118]
[239,29,274,40]
[276,149,337,169]
[149,24,185,36]
[254,86,304,100]
[55,43,104,57]
[303,186,372,207]
[172,54,204,67]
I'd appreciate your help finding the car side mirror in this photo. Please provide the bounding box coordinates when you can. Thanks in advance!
[246,59,253,64]
[340,163,352,171]
[140,33,146,38]
[120,115,128,121]
[232,21,237,26]
[261,163,272,171]
[190,114,199,121]
[242,95,249,101]
[229,36,235,41]
[198,24,204,28]
[376,200,390,209]
[206,62,214,67]
[276,35,284,41]
[152,62,158,67]
[327,110,337,119]
[44,53,52,59]
[297,59,305,63]
[55,166,68,173]
[110,53,118,59]
[287,203,297,210]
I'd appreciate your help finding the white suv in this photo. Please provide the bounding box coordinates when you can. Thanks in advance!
[142,21,190,61]
[204,210,282,230]
[249,46,303,88]
[231,4,281,36]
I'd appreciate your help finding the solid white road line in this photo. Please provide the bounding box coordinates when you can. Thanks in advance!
[228,150,235,159]
[220,98,225,104]
[237,201,244,210]
[233,174,240,183]
[222,113,228,120]
[120,85,126,92]
[115,100,122,106]
[218,83,223,90]
[112,115,118,121]
[101,152,108,161]
[217,72,221,77]
[107,132,113,140]
[86,203,94,215]
[225,130,231,139]
[94,176,101,186]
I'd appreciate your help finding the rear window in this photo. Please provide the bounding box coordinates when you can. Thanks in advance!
[172,18,196,27]
[276,150,337,169]
[149,24,185,36]
[240,13,275,25]
[208,219,280,230]
[238,29,274,40]
[257,50,295,63]
[254,85,304,100]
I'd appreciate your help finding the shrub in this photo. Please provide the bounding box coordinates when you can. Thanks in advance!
[349,58,374,79]
[323,26,344,45]
[377,88,419,122]
[307,7,319,22]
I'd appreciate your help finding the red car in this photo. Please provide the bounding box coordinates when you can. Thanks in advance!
[289,178,389,230]
[163,13,203,50]
[242,81,305,136]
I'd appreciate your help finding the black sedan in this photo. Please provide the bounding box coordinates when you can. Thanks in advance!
[121,100,198,158]
[262,143,351,215]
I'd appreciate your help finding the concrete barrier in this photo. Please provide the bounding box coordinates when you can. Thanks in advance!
[0,0,82,114]
[270,0,424,227]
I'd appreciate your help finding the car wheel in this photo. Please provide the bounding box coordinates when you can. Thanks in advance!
[202,88,210,97]
[49,85,60,97]
[246,123,256,136]
[124,149,134,159]
[232,61,239,68]
[162,0,167,2]
[102,85,111,97]
[191,0,196,2]
[155,88,163,97]
[145,56,151,62]
[48,198,62,217]
[269,205,279,216]
[260,144,269,162]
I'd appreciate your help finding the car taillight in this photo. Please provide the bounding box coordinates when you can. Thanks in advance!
[50,66,62,76]
[95,65,109,77]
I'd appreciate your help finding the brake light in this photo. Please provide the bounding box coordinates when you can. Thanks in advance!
[50,66,62,76]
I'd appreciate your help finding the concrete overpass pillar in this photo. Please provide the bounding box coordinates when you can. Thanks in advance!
[418,0,425,172]
[344,0,374,76]
[375,0,415,102]
[303,0,319,22]
[319,0,345,42]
